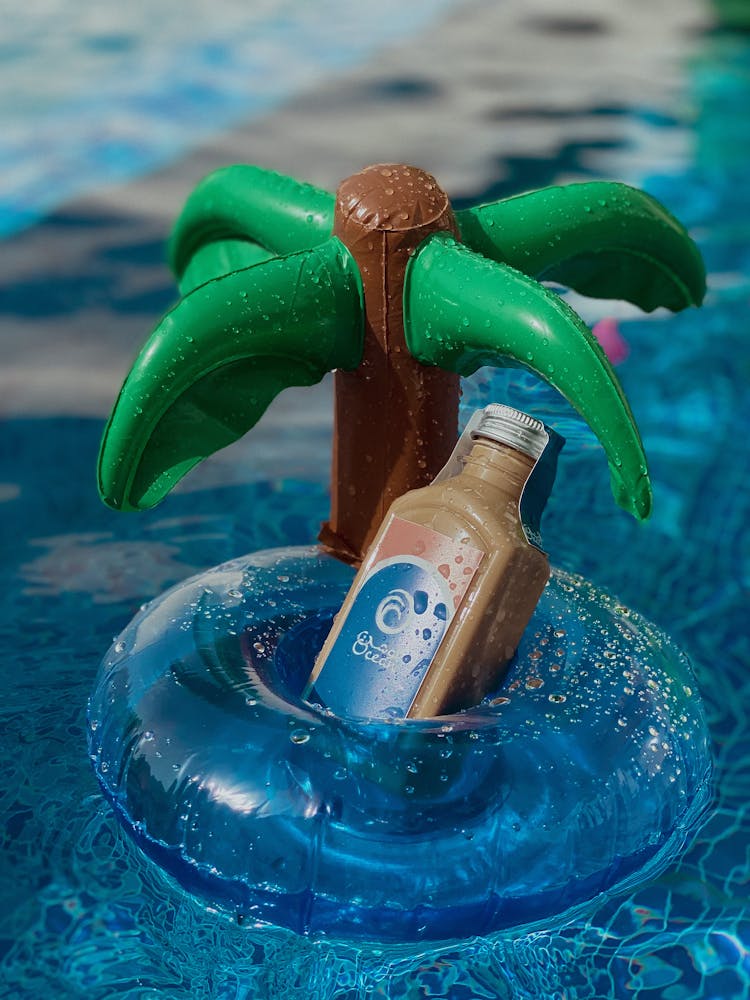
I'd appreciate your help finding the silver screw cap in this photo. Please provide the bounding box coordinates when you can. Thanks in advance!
[471,404,548,459]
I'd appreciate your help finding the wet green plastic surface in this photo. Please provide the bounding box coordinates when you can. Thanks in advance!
[179,238,274,295]
[169,165,335,293]
[404,233,653,520]
[98,237,363,511]
[99,164,705,520]
[456,181,706,312]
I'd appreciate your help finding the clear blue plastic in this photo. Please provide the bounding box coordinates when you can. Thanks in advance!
[88,545,711,942]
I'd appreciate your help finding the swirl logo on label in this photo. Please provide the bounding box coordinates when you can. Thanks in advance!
[375,589,414,635]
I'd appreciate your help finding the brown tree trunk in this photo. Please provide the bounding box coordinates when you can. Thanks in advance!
[319,164,461,565]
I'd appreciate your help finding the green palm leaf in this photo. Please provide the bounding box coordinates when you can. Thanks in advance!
[98,163,706,540]
[456,181,706,312]
[179,239,275,296]
[404,232,652,520]
[169,164,335,294]
[98,237,363,512]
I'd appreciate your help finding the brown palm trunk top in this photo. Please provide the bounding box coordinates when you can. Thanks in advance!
[319,164,461,565]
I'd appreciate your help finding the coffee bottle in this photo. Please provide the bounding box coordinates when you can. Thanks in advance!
[305,404,563,719]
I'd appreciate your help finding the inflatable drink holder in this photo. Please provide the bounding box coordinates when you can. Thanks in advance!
[89,163,711,941]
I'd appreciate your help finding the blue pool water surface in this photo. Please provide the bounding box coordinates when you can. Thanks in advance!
[2,4,750,998]
[0,0,459,237]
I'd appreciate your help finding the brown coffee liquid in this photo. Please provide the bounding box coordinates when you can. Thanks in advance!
[401,437,549,717]
[308,423,551,719]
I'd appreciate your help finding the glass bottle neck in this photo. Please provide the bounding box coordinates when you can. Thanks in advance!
[459,437,536,499]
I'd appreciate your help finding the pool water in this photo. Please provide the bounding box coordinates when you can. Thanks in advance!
[2,3,750,998]
[0,0,458,237]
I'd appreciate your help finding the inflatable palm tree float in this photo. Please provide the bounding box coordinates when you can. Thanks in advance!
[98,163,705,563]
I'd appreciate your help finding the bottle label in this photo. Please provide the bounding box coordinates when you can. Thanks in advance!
[309,517,484,718]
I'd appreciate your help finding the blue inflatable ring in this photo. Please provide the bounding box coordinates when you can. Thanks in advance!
[87,546,711,941]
